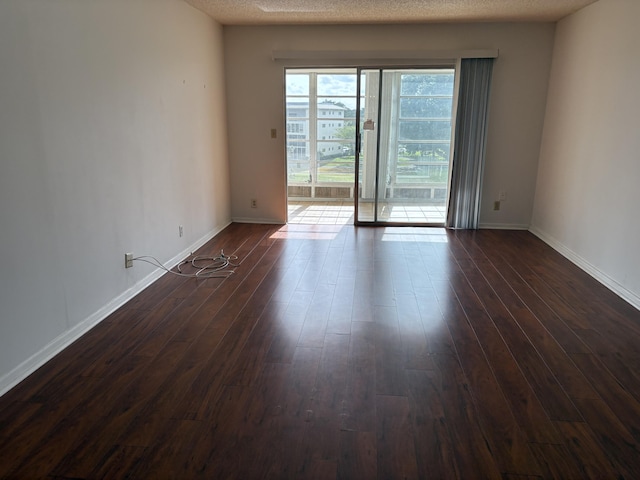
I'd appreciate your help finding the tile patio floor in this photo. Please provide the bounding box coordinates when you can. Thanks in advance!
[287,201,447,225]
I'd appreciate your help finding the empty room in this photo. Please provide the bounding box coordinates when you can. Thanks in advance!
[1,0,639,478]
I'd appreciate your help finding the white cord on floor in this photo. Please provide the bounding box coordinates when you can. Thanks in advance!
[133,250,238,279]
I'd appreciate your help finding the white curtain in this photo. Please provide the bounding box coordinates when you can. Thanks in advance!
[447,58,494,229]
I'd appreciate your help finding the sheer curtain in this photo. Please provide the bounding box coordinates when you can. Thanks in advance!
[447,58,494,229]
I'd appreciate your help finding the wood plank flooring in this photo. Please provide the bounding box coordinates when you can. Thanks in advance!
[2,223,640,479]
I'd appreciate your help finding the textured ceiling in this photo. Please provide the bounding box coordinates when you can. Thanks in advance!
[183,0,598,25]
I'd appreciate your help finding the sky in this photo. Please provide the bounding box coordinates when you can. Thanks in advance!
[286,71,359,109]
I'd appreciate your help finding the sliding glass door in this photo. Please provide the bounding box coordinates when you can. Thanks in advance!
[355,68,456,225]
[285,69,358,224]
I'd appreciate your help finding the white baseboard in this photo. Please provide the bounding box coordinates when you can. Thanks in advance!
[479,222,530,230]
[0,221,230,397]
[232,216,285,225]
[529,226,640,311]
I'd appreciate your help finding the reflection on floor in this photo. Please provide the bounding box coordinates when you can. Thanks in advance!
[287,201,446,225]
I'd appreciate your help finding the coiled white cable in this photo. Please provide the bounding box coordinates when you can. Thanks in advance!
[133,250,237,279]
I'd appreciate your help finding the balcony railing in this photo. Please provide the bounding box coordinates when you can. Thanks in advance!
[287,158,449,203]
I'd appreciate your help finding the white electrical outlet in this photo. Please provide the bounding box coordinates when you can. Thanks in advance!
[125,253,133,268]
[251,199,257,208]
[499,191,507,201]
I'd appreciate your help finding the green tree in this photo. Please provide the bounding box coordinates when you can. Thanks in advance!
[334,123,356,142]
[334,122,356,155]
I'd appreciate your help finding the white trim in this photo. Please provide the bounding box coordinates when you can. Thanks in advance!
[232,217,285,225]
[479,222,530,230]
[273,49,499,62]
[0,222,231,397]
[529,226,640,311]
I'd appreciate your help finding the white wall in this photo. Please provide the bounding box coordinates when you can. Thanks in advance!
[223,23,556,227]
[531,0,640,307]
[0,0,230,393]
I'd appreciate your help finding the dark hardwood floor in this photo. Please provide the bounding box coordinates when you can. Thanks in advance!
[2,222,640,479]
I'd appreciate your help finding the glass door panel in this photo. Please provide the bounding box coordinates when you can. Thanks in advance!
[285,69,358,224]
[355,68,455,225]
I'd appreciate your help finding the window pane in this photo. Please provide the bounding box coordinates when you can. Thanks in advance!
[317,102,341,118]
[317,120,345,141]
[317,145,355,183]
[318,139,345,154]
[287,120,308,135]
[317,97,358,112]
[317,74,357,96]
[400,97,452,118]
[287,141,311,183]
[396,142,450,184]
[286,73,309,95]
[400,72,455,96]
[399,120,452,141]
[398,142,451,160]
[286,99,309,119]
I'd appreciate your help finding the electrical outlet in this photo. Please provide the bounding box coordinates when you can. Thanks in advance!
[251,199,257,208]
[270,128,277,139]
[179,225,184,237]
[125,252,133,268]
[499,191,507,201]
[493,201,501,211]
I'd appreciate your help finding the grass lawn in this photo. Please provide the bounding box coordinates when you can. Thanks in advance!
[289,156,355,183]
